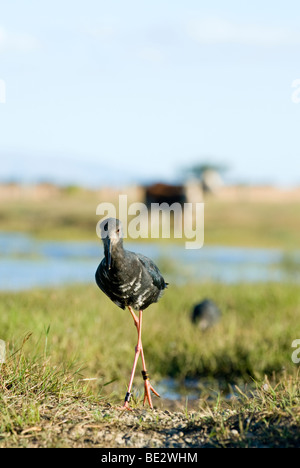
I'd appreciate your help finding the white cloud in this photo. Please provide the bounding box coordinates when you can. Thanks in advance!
[0,26,40,53]
[187,17,300,47]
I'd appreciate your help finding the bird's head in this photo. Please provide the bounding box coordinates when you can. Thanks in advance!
[100,218,123,270]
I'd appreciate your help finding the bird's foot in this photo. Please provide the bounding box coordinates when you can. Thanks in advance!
[117,392,133,411]
[116,402,132,411]
[142,371,160,409]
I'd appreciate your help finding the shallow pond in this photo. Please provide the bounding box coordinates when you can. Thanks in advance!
[0,232,298,291]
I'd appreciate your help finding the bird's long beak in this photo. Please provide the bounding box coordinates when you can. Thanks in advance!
[105,239,112,270]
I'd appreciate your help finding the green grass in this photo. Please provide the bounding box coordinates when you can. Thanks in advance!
[0,332,100,446]
[195,374,300,447]
[0,282,299,387]
[0,282,300,447]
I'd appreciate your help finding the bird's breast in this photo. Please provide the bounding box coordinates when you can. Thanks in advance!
[96,250,166,311]
[98,262,142,295]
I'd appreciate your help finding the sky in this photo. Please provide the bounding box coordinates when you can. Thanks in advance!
[0,0,300,187]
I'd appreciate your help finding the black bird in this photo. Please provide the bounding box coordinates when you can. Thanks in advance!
[95,218,168,410]
[191,299,221,331]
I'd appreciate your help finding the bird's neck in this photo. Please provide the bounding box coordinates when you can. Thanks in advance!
[105,242,125,270]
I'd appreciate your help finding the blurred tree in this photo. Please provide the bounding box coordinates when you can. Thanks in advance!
[185,161,229,194]
[187,161,228,180]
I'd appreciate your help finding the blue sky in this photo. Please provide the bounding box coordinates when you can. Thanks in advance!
[0,0,300,187]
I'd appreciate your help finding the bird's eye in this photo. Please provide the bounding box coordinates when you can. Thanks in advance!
[116,229,120,234]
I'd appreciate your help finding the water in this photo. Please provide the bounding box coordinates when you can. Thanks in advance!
[0,231,296,291]
[155,377,252,403]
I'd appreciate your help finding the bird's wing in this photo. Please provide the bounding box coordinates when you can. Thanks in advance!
[136,253,167,290]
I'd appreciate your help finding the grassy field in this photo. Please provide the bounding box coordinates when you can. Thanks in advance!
[1,186,300,249]
[1,185,299,447]
[0,282,300,447]
[1,282,299,383]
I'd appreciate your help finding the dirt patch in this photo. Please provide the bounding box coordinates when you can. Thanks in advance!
[1,397,299,448]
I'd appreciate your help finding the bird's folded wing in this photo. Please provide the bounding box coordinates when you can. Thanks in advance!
[136,254,167,290]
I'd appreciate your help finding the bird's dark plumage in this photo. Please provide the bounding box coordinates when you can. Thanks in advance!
[95,218,168,311]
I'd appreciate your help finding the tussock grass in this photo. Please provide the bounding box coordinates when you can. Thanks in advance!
[0,332,100,445]
[193,374,300,447]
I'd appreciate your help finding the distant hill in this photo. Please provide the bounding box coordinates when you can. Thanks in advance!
[0,151,150,188]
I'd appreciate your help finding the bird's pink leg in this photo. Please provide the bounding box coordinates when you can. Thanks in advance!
[127,307,160,409]
[140,342,160,408]
[118,308,143,411]
[128,306,139,330]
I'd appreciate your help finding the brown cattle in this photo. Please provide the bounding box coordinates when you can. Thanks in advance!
[145,183,187,207]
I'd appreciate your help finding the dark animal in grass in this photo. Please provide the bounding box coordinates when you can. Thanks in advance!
[191,299,221,331]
